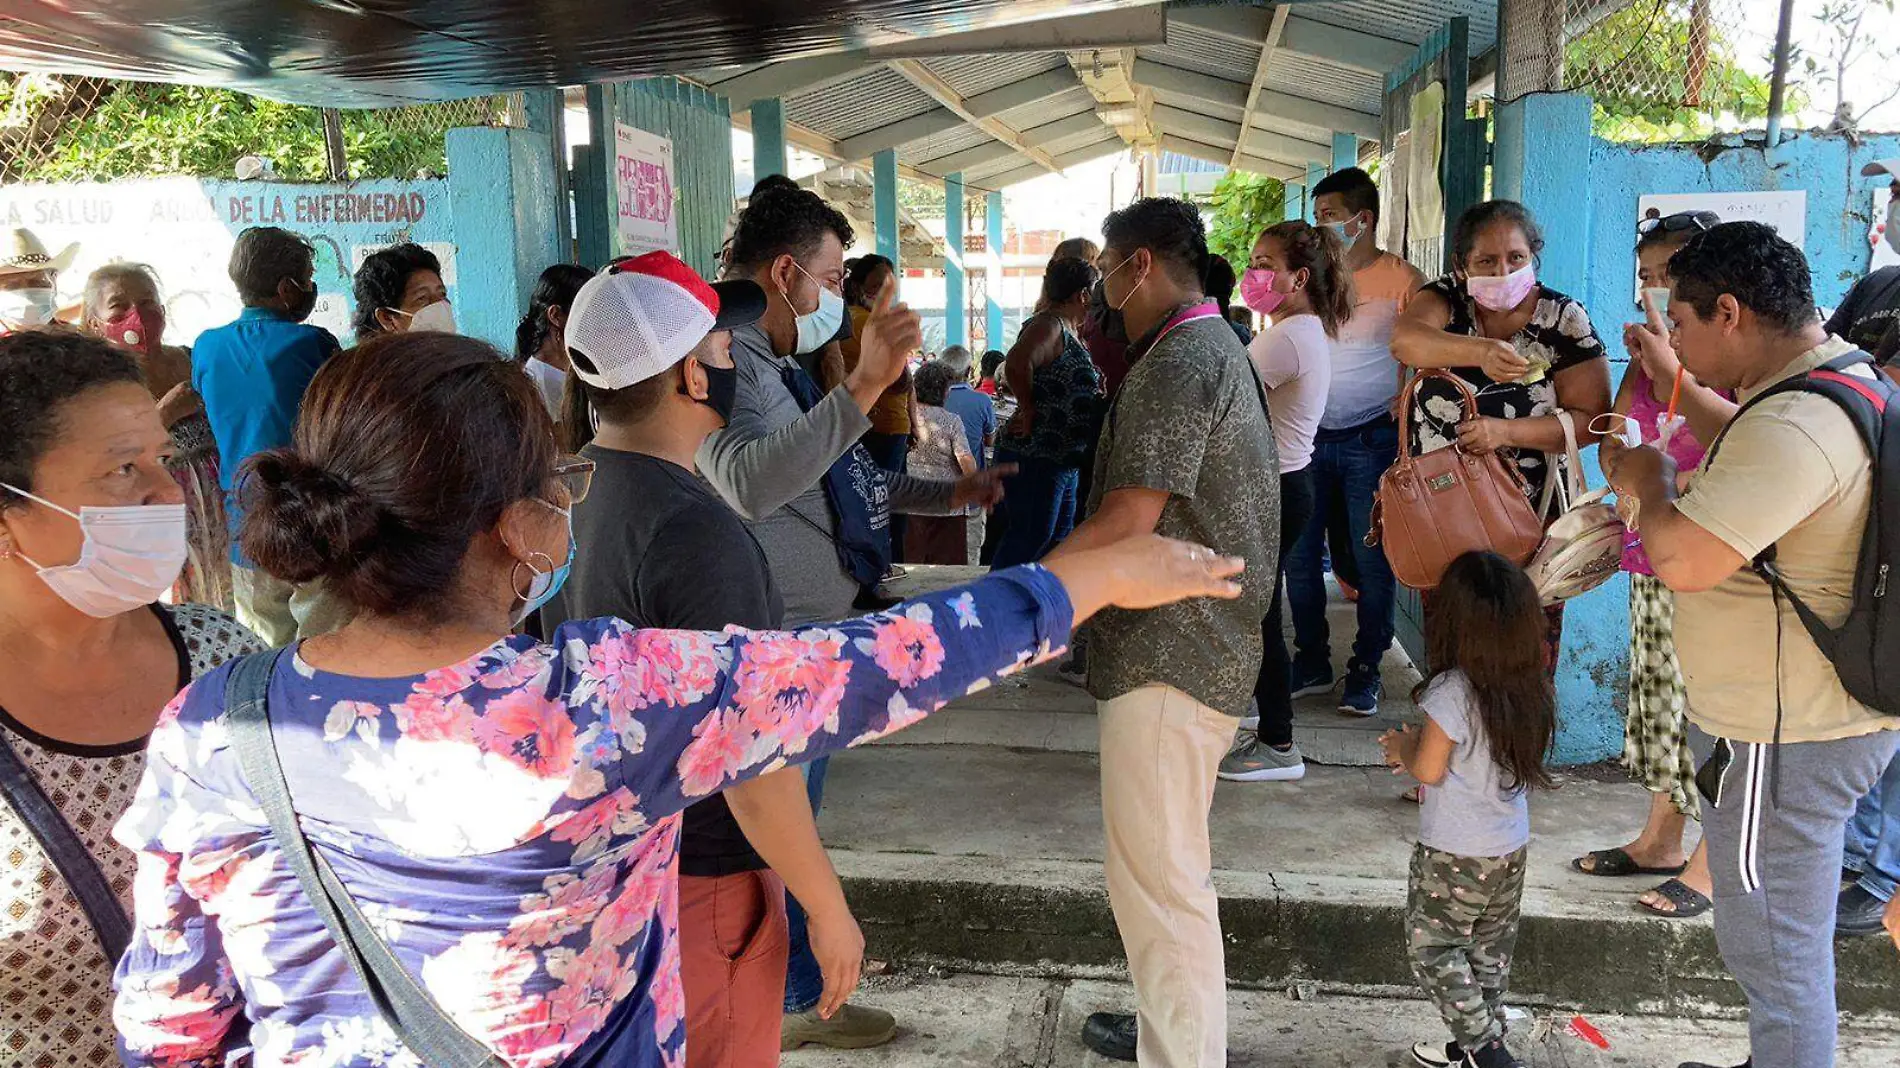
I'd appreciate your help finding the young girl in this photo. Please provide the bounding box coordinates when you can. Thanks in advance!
[1221,220,1352,783]
[1378,551,1556,1068]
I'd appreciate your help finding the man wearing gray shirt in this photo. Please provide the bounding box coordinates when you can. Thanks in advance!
[697,184,1006,1051]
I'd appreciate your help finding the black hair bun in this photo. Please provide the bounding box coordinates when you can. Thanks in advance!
[238,449,383,585]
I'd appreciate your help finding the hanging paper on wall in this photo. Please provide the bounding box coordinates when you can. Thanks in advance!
[615,123,679,256]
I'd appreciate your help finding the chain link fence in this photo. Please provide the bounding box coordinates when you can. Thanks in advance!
[1499,0,1767,142]
[2,71,523,185]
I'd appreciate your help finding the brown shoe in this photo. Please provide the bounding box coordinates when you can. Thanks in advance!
[781,1004,899,1051]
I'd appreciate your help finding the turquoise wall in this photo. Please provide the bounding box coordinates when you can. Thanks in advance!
[1531,130,1900,763]
[616,79,737,279]
[447,126,562,352]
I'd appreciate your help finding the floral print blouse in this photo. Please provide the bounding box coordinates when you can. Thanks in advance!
[1409,277,1606,506]
[112,567,1073,1068]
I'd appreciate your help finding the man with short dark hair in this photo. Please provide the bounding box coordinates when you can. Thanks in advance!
[194,226,340,645]
[548,251,873,1068]
[1276,166,1427,718]
[1605,222,1900,1068]
[699,185,1007,1051]
[1059,198,1279,1067]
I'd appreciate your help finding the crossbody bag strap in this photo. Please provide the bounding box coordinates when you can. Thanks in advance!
[1538,409,1583,520]
[223,650,508,1068]
[0,730,131,961]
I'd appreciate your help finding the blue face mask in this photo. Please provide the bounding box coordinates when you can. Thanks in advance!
[514,504,574,626]
[787,261,846,355]
[1324,216,1365,253]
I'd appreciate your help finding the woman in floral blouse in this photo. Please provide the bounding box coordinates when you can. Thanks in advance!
[111,331,1243,1068]
[1392,199,1612,675]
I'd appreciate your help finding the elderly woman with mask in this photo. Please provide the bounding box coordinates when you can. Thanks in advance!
[0,329,260,1068]
[110,329,1245,1068]
[83,262,233,608]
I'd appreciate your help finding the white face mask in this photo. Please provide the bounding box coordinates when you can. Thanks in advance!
[0,287,58,330]
[1886,200,1900,257]
[395,300,457,334]
[784,262,845,355]
[2,483,187,617]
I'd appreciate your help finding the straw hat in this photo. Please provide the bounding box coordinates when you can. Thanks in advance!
[0,227,79,277]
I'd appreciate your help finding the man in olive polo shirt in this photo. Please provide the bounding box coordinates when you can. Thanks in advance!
[1605,222,1900,1068]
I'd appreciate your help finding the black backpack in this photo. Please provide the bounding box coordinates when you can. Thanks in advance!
[1705,350,1900,718]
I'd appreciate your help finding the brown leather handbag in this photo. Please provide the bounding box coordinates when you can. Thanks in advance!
[1368,370,1546,591]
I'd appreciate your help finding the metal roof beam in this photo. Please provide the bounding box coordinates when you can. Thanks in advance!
[866,5,1167,59]
[729,108,944,184]
[965,67,1085,118]
[1021,112,1114,149]
[711,54,878,109]
[921,140,1026,176]
[887,59,1063,175]
[1159,134,1303,182]
[1151,104,1329,165]
[1167,6,1413,77]
[835,109,968,160]
[1131,59,1382,141]
[1232,4,1291,169]
[831,67,1085,161]
[976,137,1127,189]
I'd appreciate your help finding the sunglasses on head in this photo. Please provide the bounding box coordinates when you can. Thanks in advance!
[1637,211,1720,237]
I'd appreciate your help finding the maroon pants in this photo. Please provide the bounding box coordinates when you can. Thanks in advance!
[680,870,789,1068]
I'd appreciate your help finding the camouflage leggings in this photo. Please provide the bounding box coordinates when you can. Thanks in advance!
[1406,843,1528,1048]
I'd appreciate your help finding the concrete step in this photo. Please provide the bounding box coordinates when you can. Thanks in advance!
[818,744,1900,1019]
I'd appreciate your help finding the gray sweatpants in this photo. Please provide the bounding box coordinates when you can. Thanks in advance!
[1691,724,1900,1068]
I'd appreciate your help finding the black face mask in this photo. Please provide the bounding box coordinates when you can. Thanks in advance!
[1088,280,1127,344]
[689,362,739,425]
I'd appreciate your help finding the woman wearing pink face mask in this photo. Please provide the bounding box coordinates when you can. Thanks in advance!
[1392,199,1613,676]
[83,263,232,609]
[1219,221,1355,784]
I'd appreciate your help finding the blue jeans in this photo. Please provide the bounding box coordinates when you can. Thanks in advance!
[1285,415,1400,669]
[1845,749,1900,902]
[988,450,1079,569]
[783,756,830,1013]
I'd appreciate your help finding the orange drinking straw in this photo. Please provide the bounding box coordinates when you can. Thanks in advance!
[1665,365,1685,424]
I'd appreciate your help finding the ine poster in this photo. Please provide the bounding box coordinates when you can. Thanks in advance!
[1633,190,1806,301]
[614,123,679,256]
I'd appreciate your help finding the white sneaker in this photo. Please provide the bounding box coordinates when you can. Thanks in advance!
[1411,1040,1461,1068]
[1217,737,1306,782]
[1240,697,1261,731]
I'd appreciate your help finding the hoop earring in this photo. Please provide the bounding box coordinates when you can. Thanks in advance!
[511,551,556,600]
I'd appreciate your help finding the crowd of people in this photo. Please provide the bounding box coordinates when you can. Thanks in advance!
[0,155,1898,1068]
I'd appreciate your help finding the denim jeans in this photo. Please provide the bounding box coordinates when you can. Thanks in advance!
[1254,466,1317,748]
[1845,749,1900,902]
[782,756,830,1013]
[988,450,1079,569]
[1285,415,1400,668]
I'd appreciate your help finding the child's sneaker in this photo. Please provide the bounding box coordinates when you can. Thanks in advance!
[1461,1039,1524,1068]
[1410,1040,1462,1068]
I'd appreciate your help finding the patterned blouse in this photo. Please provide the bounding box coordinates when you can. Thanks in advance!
[112,568,1073,1068]
[1409,277,1606,506]
[997,314,1103,468]
[0,603,259,1068]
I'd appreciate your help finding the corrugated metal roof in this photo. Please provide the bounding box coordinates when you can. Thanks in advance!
[995,86,1098,130]
[1137,21,1260,82]
[921,52,1069,98]
[902,123,994,164]
[1296,0,1499,52]
[785,66,935,140]
[1267,54,1383,115]
[1160,151,1224,175]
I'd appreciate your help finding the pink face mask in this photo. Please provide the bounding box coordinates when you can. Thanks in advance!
[1240,268,1285,315]
[1466,263,1537,312]
[105,306,164,359]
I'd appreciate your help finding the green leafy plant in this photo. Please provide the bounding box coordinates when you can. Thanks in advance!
[1204,170,1286,270]
[1565,0,1779,141]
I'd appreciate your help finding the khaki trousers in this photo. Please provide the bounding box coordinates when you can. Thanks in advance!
[1098,684,1237,1068]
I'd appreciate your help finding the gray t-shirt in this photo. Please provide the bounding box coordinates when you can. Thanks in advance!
[1418,671,1531,858]
[1084,308,1280,717]
[697,323,954,626]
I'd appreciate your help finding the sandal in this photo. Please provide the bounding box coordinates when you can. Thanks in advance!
[1402,785,1423,804]
[1571,847,1689,878]
[1638,878,1713,918]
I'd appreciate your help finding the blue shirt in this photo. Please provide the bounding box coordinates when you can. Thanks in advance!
[192,307,340,561]
[943,382,997,469]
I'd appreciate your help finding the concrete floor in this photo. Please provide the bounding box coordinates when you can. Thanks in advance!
[782,970,1900,1068]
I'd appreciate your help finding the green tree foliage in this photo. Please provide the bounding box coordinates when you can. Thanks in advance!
[3,75,484,182]
[1566,0,1778,141]
[1204,170,1286,272]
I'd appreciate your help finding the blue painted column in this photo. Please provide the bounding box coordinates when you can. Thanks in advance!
[944,172,967,349]
[446,126,562,350]
[873,149,900,269]
[575,83,619,267]
[522,88,573,259]
[1282,180,1304,223]
[1303,163,1326,221]
[1493,89,1619,764]
[750,98,788,181]
[1332,131,1358,174]
[985,190,1005,350]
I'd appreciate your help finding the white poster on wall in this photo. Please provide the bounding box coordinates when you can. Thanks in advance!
[1870,188,1899,271]
[614,123,678,256]
[1636,191,1806,246]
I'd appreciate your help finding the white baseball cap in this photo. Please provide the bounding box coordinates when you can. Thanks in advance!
[564,250,766,390]
[1863,159,1900,180]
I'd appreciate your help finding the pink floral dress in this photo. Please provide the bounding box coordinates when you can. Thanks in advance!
[112,568,1071,1068]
